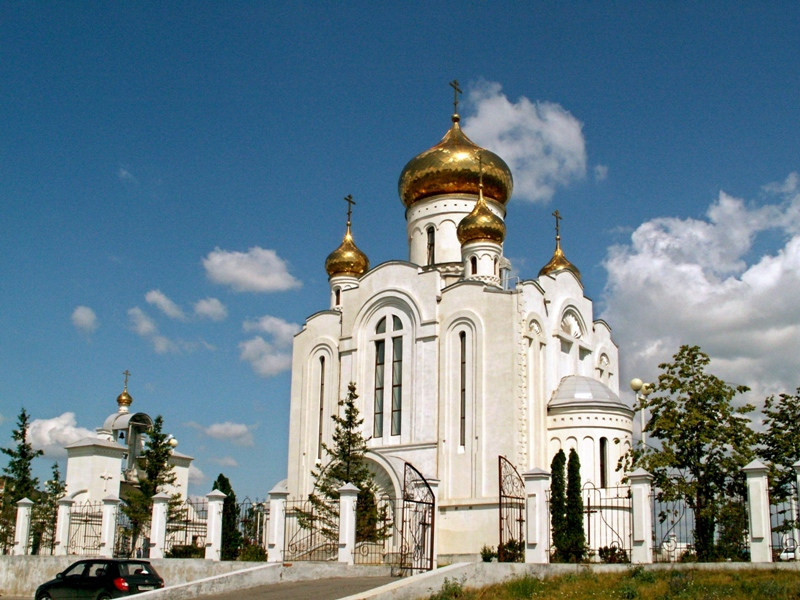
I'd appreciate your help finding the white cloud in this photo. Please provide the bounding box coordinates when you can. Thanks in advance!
[145,289,186,320]
[194,297,227,321]
[464,80,587,203]
[127,307,177,354]
[117,166,138,183]
[594,165,609,182]
[28,413,94,457]
[71,305,98,333]
[243,315,300,346]
[601,172,800,403]
[188,421,255,447]
[188,464,205,484]
[203,247,301,293]
[239,336,293,378]
[210,456,239,467]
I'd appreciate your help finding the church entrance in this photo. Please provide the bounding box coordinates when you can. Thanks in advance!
[498,456,526,562]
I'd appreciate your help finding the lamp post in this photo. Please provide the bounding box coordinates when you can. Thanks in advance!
[630,378,654,448]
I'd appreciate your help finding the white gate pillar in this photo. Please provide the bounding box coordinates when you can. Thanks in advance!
[744,459,772,563]
[267,483,289,563]
[54,497,75,556]
[426,477,440,567]
[337,483,359,565]
[99,495,120,558]
[629,468,654,564]
[13,498,34,555]
[522,468,550,564]
[149,492,171,559]
[204,490,226,561]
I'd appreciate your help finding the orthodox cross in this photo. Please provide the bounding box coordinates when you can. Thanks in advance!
[552,210,562,239]
[344,194,355,225]
[449,79,462,114]
[122,369,131,390]
[100,471,113,493]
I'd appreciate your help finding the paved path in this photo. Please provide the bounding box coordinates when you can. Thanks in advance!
[192,575,399,600]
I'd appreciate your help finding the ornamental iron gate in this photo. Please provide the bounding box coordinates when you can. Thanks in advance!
[498,455,525,562]
[400,462,435,573]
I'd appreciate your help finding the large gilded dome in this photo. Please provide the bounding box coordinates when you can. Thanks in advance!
[398,114,513,208]
[325,224,369,278]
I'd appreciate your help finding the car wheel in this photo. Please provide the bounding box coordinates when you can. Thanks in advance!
[37,595,52,600]
[97,595,112,600]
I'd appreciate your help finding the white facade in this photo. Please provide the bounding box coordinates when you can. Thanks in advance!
[284,110,633,559]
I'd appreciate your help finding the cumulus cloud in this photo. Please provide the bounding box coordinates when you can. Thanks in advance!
[239,315,299,377]
[188,464,205,484]
[210,456,239,467]
[203,247,301,293]
[145,289,186,320]
[188,421,255,447]
[127,307,177,354]
[194,297,227,321]
[464,80,587,203]
[601,172,800,403]
[71,306,99,333]
[29,413,94,457]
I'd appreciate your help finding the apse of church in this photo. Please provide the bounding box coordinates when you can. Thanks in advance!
[284,85,633,558]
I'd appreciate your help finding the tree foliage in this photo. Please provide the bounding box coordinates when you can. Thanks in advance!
[758,388,800,501]
[212,473,242,560]
[1,408,44,504]
[565,448,586,562]
[626,345,756,561]
[549,450,567,560]
[30,463,66,554]
[299,382,390,543]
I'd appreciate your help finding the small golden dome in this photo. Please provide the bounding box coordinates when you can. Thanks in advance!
[117,389,132,409]
[457,183,506,245]
[398,114,513,208]
[539,238,581,282]
[325,223,369,278]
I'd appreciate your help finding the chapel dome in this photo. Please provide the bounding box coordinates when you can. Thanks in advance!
[548,375,631,413]
[457,187,506,245]
[398,114,513,208]
[116,388,132,410]
[325,225,369,278]
[538,241,581,283]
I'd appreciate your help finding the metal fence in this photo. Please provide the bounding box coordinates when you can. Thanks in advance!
[67,501,104,555]
[582,485,632,562]
[236,497,269,553]
[283,499,338,561]
[166,497,208,554]
[770,483,799,562]
[114,502,151,558]
[353,496,399,566]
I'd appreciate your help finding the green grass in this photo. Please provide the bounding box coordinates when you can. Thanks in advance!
[426,567,800,599]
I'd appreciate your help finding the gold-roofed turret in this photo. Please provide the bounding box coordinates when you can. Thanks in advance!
[539,210,581,282]
[325,195,370,278]
[117,369,133,412]
[398,80,513,208]
[457,155,506,245]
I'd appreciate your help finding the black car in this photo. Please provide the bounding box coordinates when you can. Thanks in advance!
[35,558,165,599]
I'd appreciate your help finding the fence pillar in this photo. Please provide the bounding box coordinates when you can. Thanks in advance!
[204,490,226,561]
[13,498,34,555]
[337,483,359,565]
[744,459,772,563]
[267,483,289,563]
[149,493,171,559]
[628,468,654,564]
[793,460,800,562]
[427,477,440,567]
[522,468,550,564]
[99,495,120,558]
[54,497,75,556]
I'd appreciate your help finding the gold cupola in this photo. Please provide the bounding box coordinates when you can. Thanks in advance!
[457,157,506,245]
[117,369,133,413]
[398,81,513,208]
[325,195,369,278]
[539,210,581,282]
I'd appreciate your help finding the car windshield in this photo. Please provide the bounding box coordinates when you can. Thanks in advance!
[62,562,87,578]
[118,562,155,577]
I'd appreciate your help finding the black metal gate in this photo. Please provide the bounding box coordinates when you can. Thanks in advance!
[400,462,435,573]
[498,455,525,562]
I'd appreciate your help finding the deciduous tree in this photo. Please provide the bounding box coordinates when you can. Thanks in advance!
[758,388,800,501]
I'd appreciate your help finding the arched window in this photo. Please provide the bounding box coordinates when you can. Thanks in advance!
[600,437,608,488]
[493,256,498,275]
[373,315,404,438]
[459,331,466,447]
[470,256,477,275]
[426,226,435,266]
[317,356,326,460]
[334,288,341,305]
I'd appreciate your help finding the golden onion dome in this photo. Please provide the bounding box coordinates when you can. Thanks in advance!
[539,237,581,282]
[398,113,513,208]
[117,388,132,409]
[325,223,369,278]
[457,184,506,245]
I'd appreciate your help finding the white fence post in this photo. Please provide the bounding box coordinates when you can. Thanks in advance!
[99,495,120,558]
[54,497,74,556]
[522,468,550,564]
[628,468,654,564]
[744,459,772,563]
[204,490,226,561]
[13,498,33,555]
[793,460,800,562]
[337,483,359,565]
[267,483,289,563]
[149,492,170,559]
[426,477,440,567]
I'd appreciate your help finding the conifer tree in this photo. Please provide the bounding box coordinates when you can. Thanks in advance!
[1,408,44,504]
[549,449,567,561]
[565,448,585,562]
[31,463,65,554]
[212,473,242,560]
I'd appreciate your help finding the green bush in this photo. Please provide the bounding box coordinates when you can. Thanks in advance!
[238,543,268,561]
[498,538,525,562]
[480,544,497,562]
[598,545,629,563]
[429,577,465,600]
[165,544,205,558]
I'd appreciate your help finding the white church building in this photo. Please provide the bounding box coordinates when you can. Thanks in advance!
[285,93,633,559]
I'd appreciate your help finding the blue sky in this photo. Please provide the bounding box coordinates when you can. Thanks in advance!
[1,2,799,500]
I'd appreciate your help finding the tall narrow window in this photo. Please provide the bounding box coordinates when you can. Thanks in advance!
[459,331,466,447]
[470,256,477,274]
[317,357,326,460]
[374,339,385,438]
[334,288,341,305]
[426,226,435,265]
[600,437,608,488]
[391,336,402,435]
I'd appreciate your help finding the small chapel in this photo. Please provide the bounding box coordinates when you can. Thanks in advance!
[284,85,634,560]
